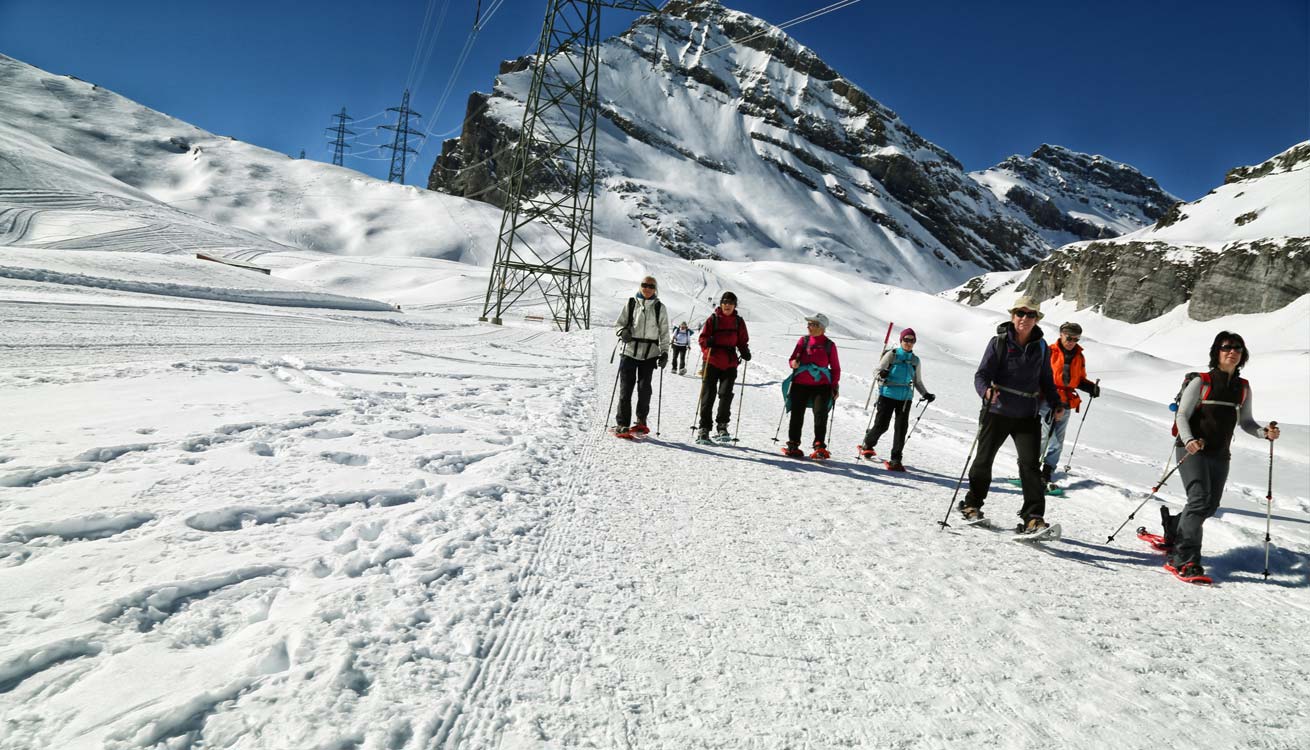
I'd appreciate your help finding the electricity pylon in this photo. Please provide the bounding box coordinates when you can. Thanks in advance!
[480,1,662,332]
[326,108,354,166]
[380,89,424,183]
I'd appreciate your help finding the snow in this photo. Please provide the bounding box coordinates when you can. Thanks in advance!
[2,47,1309,750]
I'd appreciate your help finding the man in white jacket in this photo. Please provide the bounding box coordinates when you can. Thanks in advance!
[613,275,671,437]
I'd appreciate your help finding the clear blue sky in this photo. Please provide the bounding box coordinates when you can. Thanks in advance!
[2,0,1306,200]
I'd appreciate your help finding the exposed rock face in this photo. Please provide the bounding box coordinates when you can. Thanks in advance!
[960,142,1310,322]
[972,144,1178,248]
[1016,238,1310,322]
[427,0,1165,290]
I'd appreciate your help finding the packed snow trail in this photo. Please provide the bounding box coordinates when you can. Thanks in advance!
[444,324,1309,750]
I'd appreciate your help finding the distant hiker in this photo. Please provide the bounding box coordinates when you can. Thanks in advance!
[613,275,670,437]
[695,292,750,443]
[1040,321,1100,485]
[859,327,934,470]
[1161,331,1280,579]
[959,296,1065,532]
[671,322,692,374]
[783,313,841,459]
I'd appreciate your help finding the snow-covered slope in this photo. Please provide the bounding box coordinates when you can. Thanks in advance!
[0,53,501,266]
[971,143,1178,247]
[956,141,1310,323]
[432,1,1175,291]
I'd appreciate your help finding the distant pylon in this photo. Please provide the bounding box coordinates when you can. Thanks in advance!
[326,108,355,166]
[379,89,424,183]
[297,149,306,159]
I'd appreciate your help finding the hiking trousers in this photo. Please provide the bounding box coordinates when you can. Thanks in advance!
[698,364,737,430]
[616,355,657,427]
[1173,447,1230,566]
[965,412,1045,521]
[863,395,911,461]
[788,383,832,446]
[671,345,688,371]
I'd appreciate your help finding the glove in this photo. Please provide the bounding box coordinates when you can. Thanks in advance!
[924,393,936,403]
[831,385,839,400]
[657,352,668,369]
[739,346,752,362]
[878,369,890,381]
[619,330,632,343]
[1090,382,1101,398]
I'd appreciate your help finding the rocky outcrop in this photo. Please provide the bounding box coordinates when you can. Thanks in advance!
[1017,238,1309,322]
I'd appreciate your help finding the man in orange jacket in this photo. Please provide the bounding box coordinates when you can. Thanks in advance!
[1041,322,1100,485]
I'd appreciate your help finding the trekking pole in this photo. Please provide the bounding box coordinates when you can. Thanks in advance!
[903,399,930,444]
[688,350,709,439]
[937,395,991,530]
[828,389,837,451]
[864,321,894,410]
[731,361,748,443]
[1105,449,1194,543]
[1263,421,1277,579]
[771,404,786,442]
[602,361,621,433]
[1037,407,1059,478]
[1063,379,1100,473]
[655,366,664,436]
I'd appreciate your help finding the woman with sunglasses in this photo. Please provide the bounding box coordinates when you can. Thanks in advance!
[613,276,670,437]
[960,295,1065,533]
[1039,321,1101,487]
[783,313,841,459]
[1165,331,1280,579]
[858,328,934,470]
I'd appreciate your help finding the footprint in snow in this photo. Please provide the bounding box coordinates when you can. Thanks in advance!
[320,451,368,467]
[302,428,354,440]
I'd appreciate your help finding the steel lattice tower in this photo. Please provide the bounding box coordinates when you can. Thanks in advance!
[326,108,355,166]
[480,1,662,332]
[380,89,424,183]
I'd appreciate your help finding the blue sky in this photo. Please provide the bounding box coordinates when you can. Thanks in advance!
[1,0,1306,200]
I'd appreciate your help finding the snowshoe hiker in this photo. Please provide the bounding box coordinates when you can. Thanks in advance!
[613,276,670,438]
[696,292,750,443]
[671,321,692,375]
[1166,331,1280,578]
[859,327,934,471]
[960,296,1065,531]
[1039,322,1100,486]
[781,313,840,459]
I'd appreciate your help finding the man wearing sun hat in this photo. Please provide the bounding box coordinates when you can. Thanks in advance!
[959,295,1065,533]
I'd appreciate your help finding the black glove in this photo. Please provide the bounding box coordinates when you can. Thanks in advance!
[739,346,752,362]
[1090,382,1101,398]
[831,385,839,400]
[924,393,936,403]
[619,330,632,343]
[658,352,668,369]
[878,369,890,381]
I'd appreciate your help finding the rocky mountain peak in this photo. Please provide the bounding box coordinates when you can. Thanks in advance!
[1224,141,1310,184]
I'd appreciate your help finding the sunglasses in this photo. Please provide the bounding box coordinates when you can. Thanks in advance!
[640,283,656,289]
[901,337,916,343]
[1012,310,1039,319]
[721,300,736,305]
[1063,335,1080,342]
[806,321,822,328]
[1219,343,1244,352]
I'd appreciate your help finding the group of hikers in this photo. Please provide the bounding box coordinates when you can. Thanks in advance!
[609,276,1282,579]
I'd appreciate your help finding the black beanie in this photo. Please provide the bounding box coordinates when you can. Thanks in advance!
[720,291,737,304]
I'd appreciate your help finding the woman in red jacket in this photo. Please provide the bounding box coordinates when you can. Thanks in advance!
[784,313,841,459]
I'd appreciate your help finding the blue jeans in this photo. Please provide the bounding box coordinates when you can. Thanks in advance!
[1039,402,1071,471]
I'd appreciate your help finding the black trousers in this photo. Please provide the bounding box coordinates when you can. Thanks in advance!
[672,345,688,370]
[616,355,657,427]
[698,364,737,430]
[788,383,832,446]
[1173,448,1230,566]
[862,395,911,461]
[965,413,1045,521]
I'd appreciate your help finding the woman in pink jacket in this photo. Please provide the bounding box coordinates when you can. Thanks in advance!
[784,313,841,459]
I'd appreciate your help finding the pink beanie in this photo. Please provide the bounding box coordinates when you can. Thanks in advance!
[900,327,916,341]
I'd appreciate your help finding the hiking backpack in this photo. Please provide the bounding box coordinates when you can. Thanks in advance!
[1168,371,1248,436]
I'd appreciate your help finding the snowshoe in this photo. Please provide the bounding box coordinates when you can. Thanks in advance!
[1164,559,1212,585]
[884,460,906,472]
[614,426,636,440]
[782,442,805,458]
[631,423,650,435]
[856,445,877,459]
[695,429,713,446]
[714,427,733,442]
[1012,519,1061,542]
[809,441,831,460]
[1137,527,1171,552]
[960,505,986,524]
[1006,478,1064,496]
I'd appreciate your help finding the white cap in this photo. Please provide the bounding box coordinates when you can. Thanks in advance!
[805,312,830,329]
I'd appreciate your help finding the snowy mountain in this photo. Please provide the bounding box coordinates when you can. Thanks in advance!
[955,141,1310,322]
[430,1,1163,292]
[971,144,1177,247]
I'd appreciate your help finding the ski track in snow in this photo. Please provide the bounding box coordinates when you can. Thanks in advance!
[1,308,1306,749]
